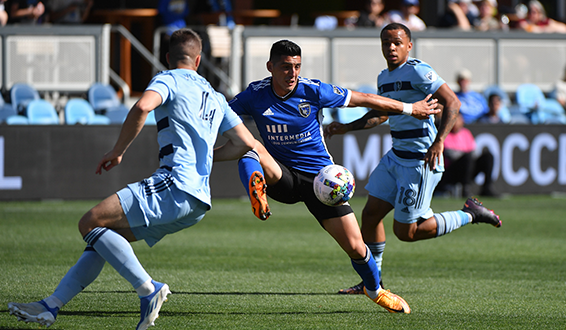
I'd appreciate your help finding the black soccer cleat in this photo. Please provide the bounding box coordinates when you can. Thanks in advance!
[462,197,501,228]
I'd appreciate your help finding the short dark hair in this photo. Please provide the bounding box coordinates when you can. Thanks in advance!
[380,23,412,41]
[168,28,202,66]
[269,40,301,63]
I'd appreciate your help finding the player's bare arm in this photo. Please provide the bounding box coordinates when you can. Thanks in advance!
[213,123,256,162]
[96,90,162,174]
[424,83,461,170]
[324,109,388,139]
[348,91,439,119]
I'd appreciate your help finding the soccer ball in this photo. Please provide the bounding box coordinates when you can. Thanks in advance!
[313,164,355,206]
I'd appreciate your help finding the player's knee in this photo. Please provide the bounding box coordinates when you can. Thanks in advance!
[78,209,102,238]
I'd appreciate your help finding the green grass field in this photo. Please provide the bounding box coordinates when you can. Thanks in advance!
[1,195,565,329]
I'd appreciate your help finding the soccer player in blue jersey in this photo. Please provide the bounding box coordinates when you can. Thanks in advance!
[8,28,256,329]
[324,23,501,296]
[229,39,440,313]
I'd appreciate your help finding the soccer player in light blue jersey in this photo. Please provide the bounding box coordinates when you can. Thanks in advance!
[325,23,501,296]
[229,39,440,313]
[8,28,256,329]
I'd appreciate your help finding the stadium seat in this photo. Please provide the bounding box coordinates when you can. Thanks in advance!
[0,100,17,124]
[10,83,40,115]
[26,99,59,125]
[104,106,129,124]
[65,99,110,125]
[537,99,566,124]
[6,115,29,125]
[515,84,546,112]
[87,83,129,114]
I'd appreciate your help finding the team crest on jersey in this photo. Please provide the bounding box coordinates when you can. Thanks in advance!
[425,71,438,82]
[298,102,311,117]
[395,81,403,91]
[333,85,344,96]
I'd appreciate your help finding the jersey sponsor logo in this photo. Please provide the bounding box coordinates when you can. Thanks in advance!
[266,124,288,133]
[425,71,438,82]
[263,108,274,116]
[298,102,311,118]
[332,85,345,96]
[401,206,410,213]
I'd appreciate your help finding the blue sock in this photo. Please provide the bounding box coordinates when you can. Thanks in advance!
[84,227,151,289]
[350,245,380,291]
[434,210,470,237]
[238,150,263,196]
[367,241,385,276]
[52,245,105,305]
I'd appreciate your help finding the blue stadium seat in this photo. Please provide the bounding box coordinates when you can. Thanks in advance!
[26,99,59,125]
[65,99,110,125]
[87,83,128,114]
[10,83,40,115]
[538,99,566,124]
[6,115,29,125]
[0,99,17,124]
[104,106,129,124]
[515,84,546,112]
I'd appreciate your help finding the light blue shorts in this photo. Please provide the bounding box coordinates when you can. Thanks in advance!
[117,171,208,247]
[365,152,442,224]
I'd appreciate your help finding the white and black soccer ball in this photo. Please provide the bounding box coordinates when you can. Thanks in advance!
[313,164,355,206]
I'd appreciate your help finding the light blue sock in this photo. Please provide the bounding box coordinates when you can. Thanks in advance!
[350,245,380,291]
[434,210,470,237]
[367,241,385,277]
[238,150,263,196]
[84,227,151,289]
[51,245,105,305]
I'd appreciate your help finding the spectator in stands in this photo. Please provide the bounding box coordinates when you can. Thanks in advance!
[437,114,499,197]
[552,66,566,109]
[438,0,477,30]
[158,0,190,36]
[517,0,566,33]
[474,0,505,31]
[477,93,504,124]
[47,0,93,24]
[6,0,45,24]
[388,0,426,31]
[0,0,8,26]
[355,0,389,28]
[455,68,489,124]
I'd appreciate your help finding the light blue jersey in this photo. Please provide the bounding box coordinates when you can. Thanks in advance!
[146,68,242,207]
[367,58,447,223]
[377,57,445,169]
[229,77,351,174]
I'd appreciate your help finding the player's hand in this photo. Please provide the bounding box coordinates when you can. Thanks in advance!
[424,140,444,171]
[324,121,348,139]
[411,94,440,120]
[95,150,123,175]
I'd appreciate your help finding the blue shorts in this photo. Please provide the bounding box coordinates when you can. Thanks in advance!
[365,152,442,224]
[117,171,208,247]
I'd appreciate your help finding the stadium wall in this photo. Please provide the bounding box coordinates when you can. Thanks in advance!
[0,124,564,201]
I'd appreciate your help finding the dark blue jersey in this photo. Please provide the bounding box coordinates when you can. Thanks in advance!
[230,77,351,174]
